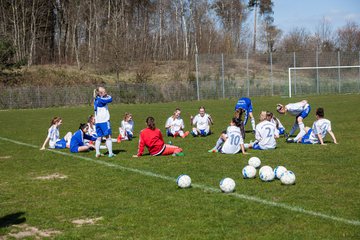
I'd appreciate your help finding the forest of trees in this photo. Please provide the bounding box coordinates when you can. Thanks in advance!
[1,0,360,72]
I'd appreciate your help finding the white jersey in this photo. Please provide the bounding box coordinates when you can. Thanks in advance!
[165,117,184,132]
[192,113,211,131]
[47,125,60,148]
[255,121,278,149]
[221,126,244,154]
[308,118,332,144]
[94,95,112,123]
[87,123,97,137]
[121,120,134,134]
[286,101,309,116]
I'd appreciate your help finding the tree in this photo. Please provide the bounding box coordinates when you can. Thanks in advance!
[279,27,311,52]
[259,20,281,52]
[336,21,360,52]
[314,17,335,52]
[0,38,15,70]
[247,0,273,52]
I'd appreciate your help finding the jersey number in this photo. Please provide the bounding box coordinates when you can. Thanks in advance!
[229,134,241,146]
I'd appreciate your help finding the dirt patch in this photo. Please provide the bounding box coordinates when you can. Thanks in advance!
[35,173,68,180]
[72,217,103,226]
[0,156,11,159]
[5,224,61,239]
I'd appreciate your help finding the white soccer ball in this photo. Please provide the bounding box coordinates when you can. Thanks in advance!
[259,165,273,175]
[274,166,287,179]
[177,174,191,188]
[259,166,275,182]
[242,165,257,179]
[220,178,236,193]
[280,171,296,185]
[248,157,261,168]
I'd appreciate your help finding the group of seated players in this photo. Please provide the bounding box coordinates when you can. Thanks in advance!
[40,92,338,157]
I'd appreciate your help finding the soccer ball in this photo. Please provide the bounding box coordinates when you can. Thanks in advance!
[177,174,191,188]
[248,157,261,168]
[242,165,257,179]
[220,178,236,193]
[259,165,272,175]
[280,171,296,185]
[274,166,287,179]
[259,166,275,182]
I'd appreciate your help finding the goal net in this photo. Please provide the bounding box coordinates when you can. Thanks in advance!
[288,65,360,97]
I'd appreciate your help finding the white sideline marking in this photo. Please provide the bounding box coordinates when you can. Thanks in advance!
[1,136,359,227]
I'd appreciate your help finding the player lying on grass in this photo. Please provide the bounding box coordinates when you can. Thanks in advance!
[234,97,256,133]
[266,111,286,136]
[70,123,97,153]
[40,116,72,150]
[298,107,338,145]
[190,106,213,137]
[93,86,115,158]
[244,111,279,150]
[133,117,183,157]
[276,99,311,143]
[117,112,134,142]
[165,108,189,138]
[208,117,247,154]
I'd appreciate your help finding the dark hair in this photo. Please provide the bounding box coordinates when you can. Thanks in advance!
[234,108,245,120]
[316,108,325,118]
[146,117,156,130]
[79,123,88,130]
[232,117,245,139]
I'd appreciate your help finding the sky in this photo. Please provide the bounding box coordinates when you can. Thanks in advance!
[272,0,360,34]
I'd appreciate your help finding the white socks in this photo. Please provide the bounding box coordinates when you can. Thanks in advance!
[294,122,306,142]
[95,139,101,155]
[106,138,113,155]
[251,118,256,131]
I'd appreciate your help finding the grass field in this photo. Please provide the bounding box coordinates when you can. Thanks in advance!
[0,94,359,239]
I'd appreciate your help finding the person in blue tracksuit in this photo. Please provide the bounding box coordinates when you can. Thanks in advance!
[70,123,97,153]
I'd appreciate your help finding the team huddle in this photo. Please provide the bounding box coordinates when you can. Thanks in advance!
[40,87,338,157]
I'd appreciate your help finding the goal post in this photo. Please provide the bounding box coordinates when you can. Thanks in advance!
[288,65,360,98]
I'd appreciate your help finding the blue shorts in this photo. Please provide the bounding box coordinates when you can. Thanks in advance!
[126,130,133,140]
[301,129,313,144]
[252,143,263,150]
[297,105,311,119]
[96,121,112,137]
[55,138,67,149]
[278,128,285,135]
[199,129,211,136]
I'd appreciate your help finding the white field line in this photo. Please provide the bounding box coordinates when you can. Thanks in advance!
[1,136,359,227]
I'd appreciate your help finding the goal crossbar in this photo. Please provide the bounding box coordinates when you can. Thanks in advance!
[288,65,360,97]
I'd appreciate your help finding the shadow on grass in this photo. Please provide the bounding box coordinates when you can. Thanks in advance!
[0,212,26,228]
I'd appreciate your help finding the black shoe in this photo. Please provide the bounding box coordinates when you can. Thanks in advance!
[286,138,294,143]
[284,133,289,138]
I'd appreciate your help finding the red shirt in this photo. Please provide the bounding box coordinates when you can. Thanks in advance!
[137,128,165,156]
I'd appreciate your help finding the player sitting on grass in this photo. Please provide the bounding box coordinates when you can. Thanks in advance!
[40,116,72,150]
[276,99,311,143]
[208,117,247,154]
[70,123,97,153]
[117,112,134,142]
[298,107,338,145]
[133,117,183,157]
[244,111,279,150]
[190,106,213,137]
[165,108,189,138]
[266,111,286,136]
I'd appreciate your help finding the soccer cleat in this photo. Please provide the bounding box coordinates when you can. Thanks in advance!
[182,131,190,138]
[175,152,185,156]
[286,138,295,143]
[208,148,218,153]
[108,153,116,158]
[95,153,104,158]
[117,134,122,143]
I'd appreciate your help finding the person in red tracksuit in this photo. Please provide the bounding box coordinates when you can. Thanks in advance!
[133,117,183,157]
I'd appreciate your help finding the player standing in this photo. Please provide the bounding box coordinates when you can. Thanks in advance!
[276,99,311,143]
[299,107,338,145]
[94,87,115,157]
[234,97,256,132]
[190,106,213,137]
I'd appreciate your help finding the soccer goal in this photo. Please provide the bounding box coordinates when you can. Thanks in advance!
[288,65,360,97]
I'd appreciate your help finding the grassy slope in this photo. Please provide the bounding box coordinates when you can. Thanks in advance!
[0,94,359,239]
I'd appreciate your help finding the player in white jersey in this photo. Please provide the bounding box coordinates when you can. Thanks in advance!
[165,108,189,138]
[266,111,286,136]
[117,112,135,142]
[93,87,115,157]
[276,99,311,143]
[40,116,72,150]
[245,111,279,150]
[190,106,213,137]
[299,108,338,145]
[208,118,246,154]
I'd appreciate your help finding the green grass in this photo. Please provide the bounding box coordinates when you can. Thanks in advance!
[0,94,359,239]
